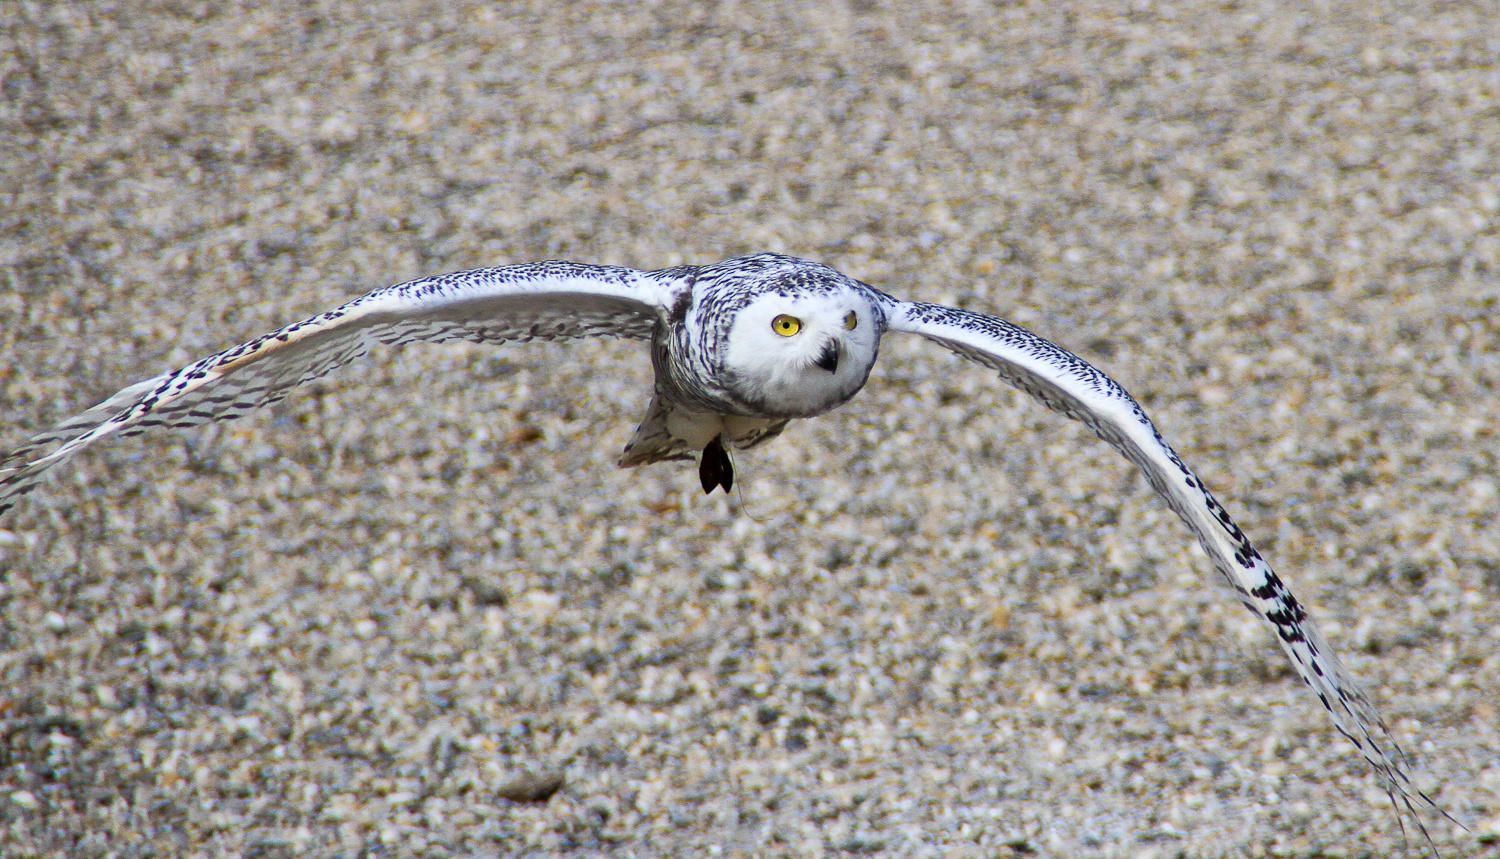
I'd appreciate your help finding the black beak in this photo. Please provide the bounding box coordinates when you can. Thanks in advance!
[813,341,839,373]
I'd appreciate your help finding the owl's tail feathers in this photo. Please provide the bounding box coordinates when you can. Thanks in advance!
[617,392,695,468]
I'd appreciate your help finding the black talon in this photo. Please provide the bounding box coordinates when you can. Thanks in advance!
[698,436,733,494]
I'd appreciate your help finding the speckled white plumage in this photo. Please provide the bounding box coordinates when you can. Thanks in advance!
[0,251,1443,845]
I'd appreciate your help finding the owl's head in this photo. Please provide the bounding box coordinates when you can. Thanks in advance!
[704,256,883,418]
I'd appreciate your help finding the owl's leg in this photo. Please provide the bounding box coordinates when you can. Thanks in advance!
[698,435,733,494]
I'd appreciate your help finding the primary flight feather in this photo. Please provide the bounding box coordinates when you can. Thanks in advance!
[0,252,1441,841]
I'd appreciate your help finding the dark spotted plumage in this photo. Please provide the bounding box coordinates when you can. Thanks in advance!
[0,252,1444,844]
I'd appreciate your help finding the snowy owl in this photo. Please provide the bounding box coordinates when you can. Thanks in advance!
[0,252,1440,835]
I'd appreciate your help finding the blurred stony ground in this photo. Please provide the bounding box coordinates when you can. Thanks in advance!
[2,2,1498,857]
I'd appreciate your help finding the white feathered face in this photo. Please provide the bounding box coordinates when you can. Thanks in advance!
[720,288,881,417]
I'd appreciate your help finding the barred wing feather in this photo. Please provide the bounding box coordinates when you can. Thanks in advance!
[0,261,672,513]
[883,298,1437,827]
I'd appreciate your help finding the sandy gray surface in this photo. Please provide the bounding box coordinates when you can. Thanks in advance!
[2,2,1498,857]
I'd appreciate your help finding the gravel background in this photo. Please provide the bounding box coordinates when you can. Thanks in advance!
[2,2,1498,857]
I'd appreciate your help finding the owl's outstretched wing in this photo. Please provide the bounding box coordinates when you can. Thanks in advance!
[882,298,1441,833]
[1,261,682,514]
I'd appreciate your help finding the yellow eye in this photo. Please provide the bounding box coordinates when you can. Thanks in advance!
[843,311,858,330]
[772,314,802,336]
